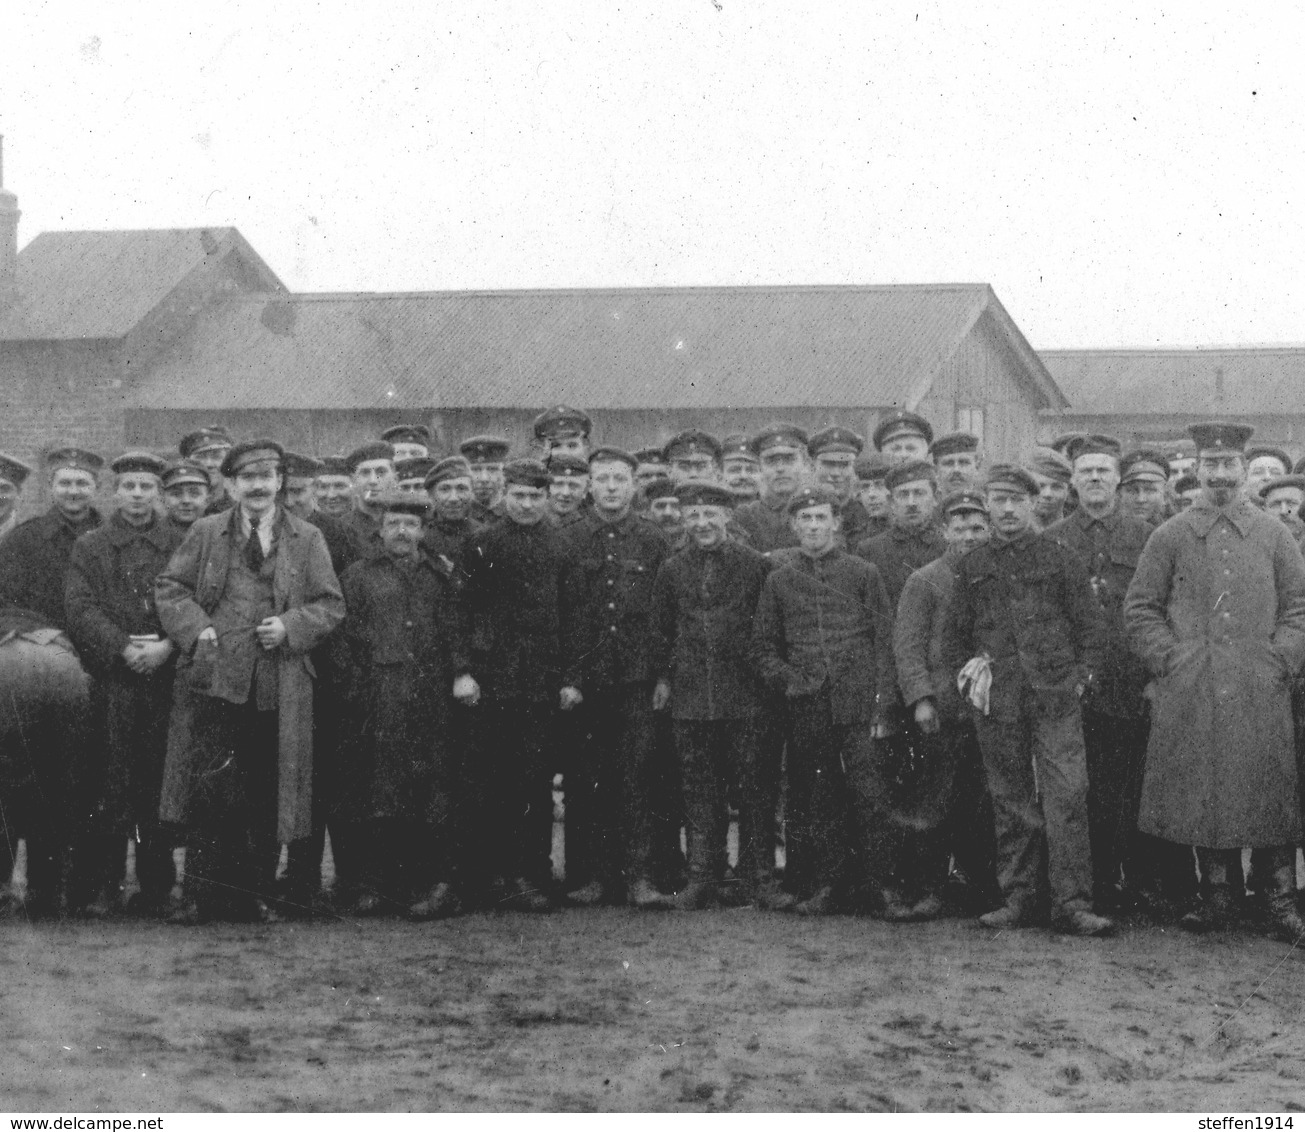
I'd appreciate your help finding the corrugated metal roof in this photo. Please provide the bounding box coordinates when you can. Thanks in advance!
[0,227,284,340]
[1042,348,1305,416]
[131,284,1063,411]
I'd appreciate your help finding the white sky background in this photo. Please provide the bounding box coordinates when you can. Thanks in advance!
[4,1,1303,348]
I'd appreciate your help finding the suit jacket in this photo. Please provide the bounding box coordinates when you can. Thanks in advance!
[155,506,344,841]
[0,507,103,628]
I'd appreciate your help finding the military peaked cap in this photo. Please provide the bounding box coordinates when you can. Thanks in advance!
[1189,422,1254,452]
[533,405,592,441]
[0,453,33,488]
[808,426,864,458]
[380,424,432,446]
[345,441,396,471]
[110,450,167,477]
[221,439,285,478]
[503,458,551,489]
[459,436,511,464]
[674,480,736,508]
[884,459,937,492]
[872,410,933,450]
[984,464,1040,496]
[45,443,105,476]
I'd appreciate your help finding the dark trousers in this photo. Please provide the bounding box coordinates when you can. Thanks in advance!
[749,701,786,890]
[565,682,658,892]
[974,707,1094,917]
[649,709,686,891]
[674,717,768,887]
[183,697,280,916]
[350,816,452,905]
[893,716,998,905]
[787,693,896,897]
[468,698,556,887]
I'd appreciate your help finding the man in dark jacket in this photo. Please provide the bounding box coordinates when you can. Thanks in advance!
[559,447,674,909]
[944,464,1112,936]
[178,426,234,517]
[855,459,946,608]
[809,427,874,549]
[65,452,185,917]
[160,460,212,534]
[335,492,477,918]
[0,444,105,628]
[340,441,398,562]
[651,481,779,909]
[463,459,571,911]
[422,456,483,583]
[733,424,809,553]
[752,486,900,916]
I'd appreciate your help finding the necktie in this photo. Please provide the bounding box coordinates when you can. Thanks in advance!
[245,523,265,570]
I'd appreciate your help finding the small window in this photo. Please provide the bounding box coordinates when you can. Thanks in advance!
[956,407,985,442]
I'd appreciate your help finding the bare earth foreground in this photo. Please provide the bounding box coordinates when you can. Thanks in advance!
[3,910,1305,1113]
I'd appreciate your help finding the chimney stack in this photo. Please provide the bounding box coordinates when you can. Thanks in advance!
[0,136,20,308]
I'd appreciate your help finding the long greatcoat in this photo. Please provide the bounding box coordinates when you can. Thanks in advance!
[1124,497,1305,847]
[154,507,344,841]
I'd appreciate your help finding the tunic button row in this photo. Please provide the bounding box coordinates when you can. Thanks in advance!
[610,625,618,633]
[606,579,614,586]
[607,602,615,610]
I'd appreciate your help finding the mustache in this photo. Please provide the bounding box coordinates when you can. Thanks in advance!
[1207,479,1238,488]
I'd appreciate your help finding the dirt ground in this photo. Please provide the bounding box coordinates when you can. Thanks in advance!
[4,905,1305,1114]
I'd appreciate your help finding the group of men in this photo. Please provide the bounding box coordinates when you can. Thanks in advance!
[1,404,1303,944]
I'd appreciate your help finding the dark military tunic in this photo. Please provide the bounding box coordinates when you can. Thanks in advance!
[855,524,947,611]
[733,497,799,554]
[422,515,483,592]
[339,508,385,565]
[0,508,103,628]
[837,498,875,551]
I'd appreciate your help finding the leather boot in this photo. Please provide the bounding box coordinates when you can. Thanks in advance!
[1266,864,1305,944]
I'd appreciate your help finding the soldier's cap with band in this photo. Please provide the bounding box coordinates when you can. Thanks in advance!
[45,443,105,476]
[632,446,668,467]
[884,458,937,493]
[785,484,840,515]
[1244,444,1292,472]
[853,451,892,482]
[641,475,677,503]
[546,452,590,478]
[940,487,989,519]
[220,439,285,478]
[720,434,758,463]
[317,455,352,477]
[161,459,211,490]
[674,480,736,509]
[459,435,511,464]
[984,464,1040,497]
[808,426,864,458]
[533,404,592,441]
[374,490,432,519]
[929,431,980,460]
[1048,431,1087,457]
[394,456,437,484]
[1260,474,1305,499]
[1065,433,1123,464]
[283,451,324,480]
[424,455,473,487]
[380,423,431,446]
[1119,449,1170,485]
[345,440,396,472]
[1030,448,1074,484]
[1188,421,1254,452]
[1165,438,1196,461]
[589,445,638,471]
[0,453,33,488]
[663,429,722,463]
[872,409,933,451]
[503,458,551,489]
[178,425,233,459]
[110,450,168,478]
[749,422,809,457]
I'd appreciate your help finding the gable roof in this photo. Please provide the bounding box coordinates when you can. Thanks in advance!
[1042,347,1305,417]
[131,283,1065,411]
[0,227,285,341]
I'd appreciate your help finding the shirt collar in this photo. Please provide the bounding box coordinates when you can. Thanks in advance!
[1184,495,1254,537]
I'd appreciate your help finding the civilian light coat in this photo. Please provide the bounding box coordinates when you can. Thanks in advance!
[1124,497,1305,847]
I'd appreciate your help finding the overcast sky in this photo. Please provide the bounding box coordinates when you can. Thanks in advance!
[4,2,1302,348]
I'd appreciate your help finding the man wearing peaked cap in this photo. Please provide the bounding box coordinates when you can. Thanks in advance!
[459,454,573,912]
[281,452,324,522]
[873,410,933,465]
[1030,448,1075,530]
[332,485,475,919]
[545,452,590,528]
[853,452,893,541]
[720,435,761,502]
[160,461,212,532]
[930,432,982,491]
[632,446,670,490]
[1261,473,1305,531]
[421,455,483,574]
[314,455,354,520]
[810,427,871,549]
[752,475,900,915]
[155,428,344,923]
[556,441,676,909]
[640,474,683,542]
[892,480,999,921]
[459,436,511,524]
[0,452,33,540]
[1117,449,1170,528]
[380,424,432,463]
[394,456,438,495]
[1048,432,1087,458]
[856,459,945,610]
[648,478,779,909]
[1125,421,1305,942]
[663,429,722,485]
[1064,434,1123,464]
[1165,439,1196,482]
[1048,430,1187,917]
[0,442,105,628]
[178,426,234,515]
[340,440,397,561]
[533,405,592,459]
[944,459,1112,935]
[734,424,809,554]
[64,448,185,916]
[1173,472,1200,510]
